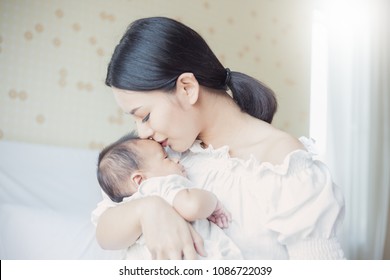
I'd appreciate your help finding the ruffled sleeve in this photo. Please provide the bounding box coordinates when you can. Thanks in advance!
[265,140,345,259]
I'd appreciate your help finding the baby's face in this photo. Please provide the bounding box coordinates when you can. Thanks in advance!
[136,139,186,178]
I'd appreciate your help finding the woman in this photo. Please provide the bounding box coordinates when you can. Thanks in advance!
[94,16,345,259]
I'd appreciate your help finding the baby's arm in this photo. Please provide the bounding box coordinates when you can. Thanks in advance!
[172,189,231,228]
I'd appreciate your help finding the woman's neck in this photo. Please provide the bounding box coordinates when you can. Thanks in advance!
[197,89,271,152]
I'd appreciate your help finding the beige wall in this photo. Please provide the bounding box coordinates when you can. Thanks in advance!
[0,0,312,149]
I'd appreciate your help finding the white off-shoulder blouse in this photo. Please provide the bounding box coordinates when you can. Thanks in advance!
[92,137,345,259]
[179,137,345,259]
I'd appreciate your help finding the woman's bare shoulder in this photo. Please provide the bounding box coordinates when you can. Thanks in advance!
[261,130,305,165]
[231,118,304,164]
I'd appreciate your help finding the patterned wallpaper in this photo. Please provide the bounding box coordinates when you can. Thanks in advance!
[0,0,312,149]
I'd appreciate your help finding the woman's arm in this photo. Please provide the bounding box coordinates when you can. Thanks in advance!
[96,196,206,259]
[95,197,145,250]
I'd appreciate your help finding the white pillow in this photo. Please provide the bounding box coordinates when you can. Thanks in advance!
[0,141,121,259]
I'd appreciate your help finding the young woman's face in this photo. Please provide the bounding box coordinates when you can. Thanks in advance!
[113,88,200,152]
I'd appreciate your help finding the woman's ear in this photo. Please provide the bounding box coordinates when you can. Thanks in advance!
[175,72,200,108]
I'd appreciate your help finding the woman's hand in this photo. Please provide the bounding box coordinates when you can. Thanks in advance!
[140,196,207,259]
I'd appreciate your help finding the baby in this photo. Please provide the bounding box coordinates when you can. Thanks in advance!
[97,132,242,259]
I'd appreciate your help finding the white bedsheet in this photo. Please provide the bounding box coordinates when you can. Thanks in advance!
[0,140,121,259]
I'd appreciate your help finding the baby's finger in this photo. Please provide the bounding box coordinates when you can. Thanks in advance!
[217,217,224,228]
[221,215,228,228]
[227,211,232,222]
[208,215,216,224]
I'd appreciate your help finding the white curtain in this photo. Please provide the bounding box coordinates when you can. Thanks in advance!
[317,0,390,259]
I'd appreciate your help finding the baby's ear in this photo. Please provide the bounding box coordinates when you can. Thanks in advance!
[130,173,144,187]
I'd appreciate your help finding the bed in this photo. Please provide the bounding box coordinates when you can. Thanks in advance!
[0,140,121,259]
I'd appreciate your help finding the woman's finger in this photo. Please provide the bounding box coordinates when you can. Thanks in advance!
[189,224,207,257]
[182,245,197,260]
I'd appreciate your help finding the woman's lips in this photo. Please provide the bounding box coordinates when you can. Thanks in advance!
[160,139,168,147]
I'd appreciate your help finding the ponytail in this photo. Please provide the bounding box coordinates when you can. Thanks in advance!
[226,71,277,123]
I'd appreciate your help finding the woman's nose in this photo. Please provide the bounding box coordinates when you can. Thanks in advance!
[136,121,154,139]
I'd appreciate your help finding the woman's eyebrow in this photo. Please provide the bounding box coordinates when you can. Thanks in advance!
[128,106,141,115]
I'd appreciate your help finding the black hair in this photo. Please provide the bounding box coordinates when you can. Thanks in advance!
[106,16,277,123]
[97,131,141,203]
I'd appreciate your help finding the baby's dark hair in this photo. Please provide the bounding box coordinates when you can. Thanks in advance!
[97,131,142,203]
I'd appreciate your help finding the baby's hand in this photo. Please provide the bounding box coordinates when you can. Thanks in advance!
[207,200,232,229]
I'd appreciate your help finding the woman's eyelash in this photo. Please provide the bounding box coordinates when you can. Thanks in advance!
[142,113,150,123]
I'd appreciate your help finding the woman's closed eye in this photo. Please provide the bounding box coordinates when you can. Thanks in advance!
[142,113,150,123]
